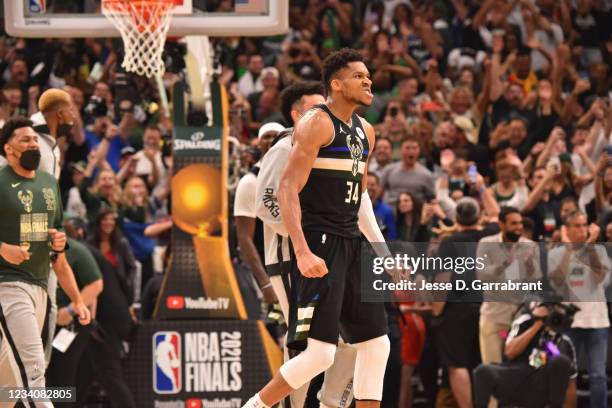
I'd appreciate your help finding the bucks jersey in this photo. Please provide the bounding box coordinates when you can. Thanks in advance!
[300,104,370,238]
[0,166,64,289]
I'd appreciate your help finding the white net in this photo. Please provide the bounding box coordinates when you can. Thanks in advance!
[102,0,174,78]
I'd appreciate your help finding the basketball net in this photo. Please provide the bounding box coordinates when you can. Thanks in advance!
[103,0,174,78]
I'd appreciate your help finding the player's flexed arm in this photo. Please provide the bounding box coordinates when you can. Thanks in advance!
[278,109,333,278]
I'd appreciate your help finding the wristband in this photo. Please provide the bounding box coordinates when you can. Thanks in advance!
[66,304,77,317]
[260,282,273,290]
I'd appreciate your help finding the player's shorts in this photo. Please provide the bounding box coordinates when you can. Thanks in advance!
[399,310,426,366]
[286,230,388,351]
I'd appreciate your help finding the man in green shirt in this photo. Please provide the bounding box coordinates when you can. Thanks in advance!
[0,117,90,407]
[47,236,103,393]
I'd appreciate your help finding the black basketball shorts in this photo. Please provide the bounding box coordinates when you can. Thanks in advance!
[286,230,388,351]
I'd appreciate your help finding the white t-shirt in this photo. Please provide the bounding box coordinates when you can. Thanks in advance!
[31,111,61,179]
[237,72,263,98]
[234,171,258,218]
[66,186,87,221]
[548,244,611,328]
[255,137,293,267]
[135,150,166,187]
[235,160,291,268]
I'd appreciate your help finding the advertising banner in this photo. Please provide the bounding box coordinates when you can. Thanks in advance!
[156,81,247,320]
[126,320,282,408]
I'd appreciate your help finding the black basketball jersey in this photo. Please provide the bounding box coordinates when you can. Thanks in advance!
[299,104,370,238]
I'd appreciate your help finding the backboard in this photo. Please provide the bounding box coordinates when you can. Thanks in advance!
[4,0,288,38]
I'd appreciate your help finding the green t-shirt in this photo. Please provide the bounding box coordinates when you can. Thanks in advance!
[0,166,64,289]
[57,238,102,308]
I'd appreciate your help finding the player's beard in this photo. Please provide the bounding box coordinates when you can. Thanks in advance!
[346,91,372,107]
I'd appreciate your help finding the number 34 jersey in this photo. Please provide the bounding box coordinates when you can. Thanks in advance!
[299,104,370,238]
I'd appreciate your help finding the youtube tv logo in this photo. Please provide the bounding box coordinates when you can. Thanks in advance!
[166,296,185,310]
[186,399,202,408]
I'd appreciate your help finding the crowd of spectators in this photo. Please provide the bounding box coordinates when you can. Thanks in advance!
[1,0,612,406]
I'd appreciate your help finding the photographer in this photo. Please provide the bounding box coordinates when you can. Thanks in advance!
[83,81,114,125]
[376,99,412,145]
[279,41,322,84]
[473,303,577,408]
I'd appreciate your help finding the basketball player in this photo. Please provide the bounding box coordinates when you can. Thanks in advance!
[32,88,79,365]
[0,117,90,408]
[244,49,390,408]
[234,121,285,307]
[256,81,356,408]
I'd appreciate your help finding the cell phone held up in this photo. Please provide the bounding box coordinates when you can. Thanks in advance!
[467,164,478,184]
[546,157,561,174]
[606,144,612,166]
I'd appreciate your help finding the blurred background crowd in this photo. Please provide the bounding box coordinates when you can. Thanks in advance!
[0,0,611,406]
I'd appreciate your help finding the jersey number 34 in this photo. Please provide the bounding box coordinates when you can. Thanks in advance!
[345,181,360,204]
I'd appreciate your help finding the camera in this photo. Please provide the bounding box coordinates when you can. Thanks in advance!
[163,42,187,74]
[389,106,399,117]
[84,96,108,118]
[113,70,136,106]
[534,303,579,333]
[423,190,436,203]
[546,156,561,174]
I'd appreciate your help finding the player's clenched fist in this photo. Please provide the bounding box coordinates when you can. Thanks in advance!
[0,242,30,265]
[73,301,92,325]
[48,228,67,252]
[297,251,328,278]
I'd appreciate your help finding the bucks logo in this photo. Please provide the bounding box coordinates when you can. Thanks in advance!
[42,188,56,211]
[346,133,364,176]
[18,190,33,213]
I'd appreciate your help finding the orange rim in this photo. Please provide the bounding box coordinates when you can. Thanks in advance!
[102,0,175,13]
[103,0,175,32]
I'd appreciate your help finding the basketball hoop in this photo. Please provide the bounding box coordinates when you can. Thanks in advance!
[102,0,175,78]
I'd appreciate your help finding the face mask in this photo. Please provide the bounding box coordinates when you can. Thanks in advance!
[19,149,41,171]
[505,231,521,242]
[57,122,73,138]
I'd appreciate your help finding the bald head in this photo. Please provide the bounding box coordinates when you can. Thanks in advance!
[38,88,72,113]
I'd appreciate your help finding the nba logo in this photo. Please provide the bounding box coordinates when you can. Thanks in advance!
[29,0,46,13]
[153,332,181,394]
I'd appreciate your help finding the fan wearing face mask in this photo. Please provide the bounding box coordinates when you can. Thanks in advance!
[29,88,79,367]
[0,117,90,405]
[476,206,542,370]
[29,89,78,179]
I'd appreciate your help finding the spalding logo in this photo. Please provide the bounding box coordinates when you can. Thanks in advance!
[191,132,205,142]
